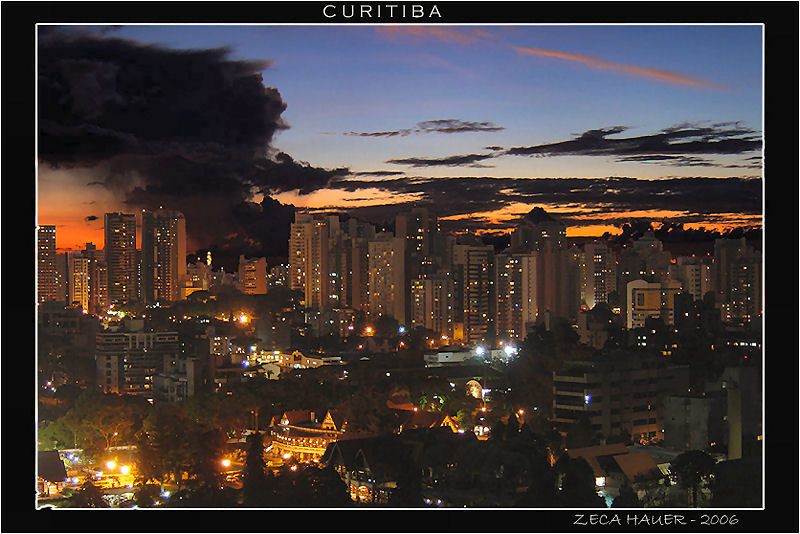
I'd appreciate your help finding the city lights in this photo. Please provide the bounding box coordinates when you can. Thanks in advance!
[35,21,765,511]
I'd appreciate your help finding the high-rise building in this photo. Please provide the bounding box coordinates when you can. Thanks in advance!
[508,212,580,322]
[410,274,455,339]
[367,233,406,321]
[510,208,567,251]
[83,243,108,314]
[288,212,342,308]
[495,251,537,341]
[141,209,187,303]
[617,232,672,293]
[712,238,761,325]
[669,255,713,302]
[453,244,495,345]
[626,279,683,329]
[68,253,90,312]
[552,354,690,441]
[104,213,138,304]
[37,225,59,303]
[579,242,617,310]
[268,263,289,289]
[237,255,267,295]
[95,322,180,401]
[535,241,581,322]
[184,261,211,297]
[289,212,313,296]
[396,207,442,324]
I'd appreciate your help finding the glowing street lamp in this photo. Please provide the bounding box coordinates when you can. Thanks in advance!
[120,465,131,475]
[475,346,486,357]
[221,459,231,468]
[105,460,116,470]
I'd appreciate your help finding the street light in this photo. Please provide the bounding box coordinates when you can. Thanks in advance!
[221,459,231,468]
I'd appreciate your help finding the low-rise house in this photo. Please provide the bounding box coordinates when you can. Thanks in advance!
[38,450,68,499]
[566,443,665,505]
[320,435,424,504]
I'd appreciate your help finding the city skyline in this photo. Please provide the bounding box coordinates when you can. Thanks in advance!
[37,23,763,258]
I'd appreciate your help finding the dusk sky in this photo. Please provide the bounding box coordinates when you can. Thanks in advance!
[37,24,763,257]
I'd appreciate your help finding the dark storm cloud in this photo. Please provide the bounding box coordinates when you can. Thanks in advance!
[386,152,500,168]
[617,154,763,169]
[345,119,504,137]
[37,28,347,258]
[380,122,761,169]
[351,170,406,177]
[506,123,761,159]
[327,175,762,228]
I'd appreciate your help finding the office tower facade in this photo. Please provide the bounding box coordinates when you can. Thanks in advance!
[237,255,268,295]
[410,274,455,339]
[453,244,495,345]
[626,279,683,329]
[367,233,406,321]
[68,253,90,311]
[141,209,187,303]
[495,251,537,341]
[712,238,761,325]
[37,225,59,303]
[579,241,617,310]
[104,213,138,304]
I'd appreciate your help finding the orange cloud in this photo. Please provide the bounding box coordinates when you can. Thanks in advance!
[513,45,727,89]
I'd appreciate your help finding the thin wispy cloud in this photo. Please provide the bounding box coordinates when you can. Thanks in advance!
[376,26,493,45]
[512,46,727,90]
[345,119,504,138]
[375,25,727,90]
